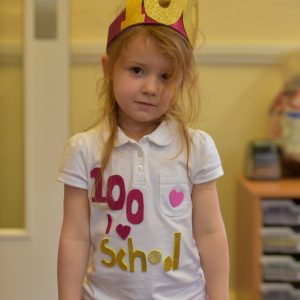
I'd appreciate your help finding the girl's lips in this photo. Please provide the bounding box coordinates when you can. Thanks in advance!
[135,101,156,107]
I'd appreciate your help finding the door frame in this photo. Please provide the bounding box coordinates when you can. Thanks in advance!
[0,0,69,299]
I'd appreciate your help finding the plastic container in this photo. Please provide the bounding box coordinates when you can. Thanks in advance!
[261,255,300,281]
[261,227,300,253]
[245,140,282,180]
[261,200,300,225]
[261,283,300,300]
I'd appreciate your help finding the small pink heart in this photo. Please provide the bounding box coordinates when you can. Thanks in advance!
[116,224,131,240]
[169,189,184,208]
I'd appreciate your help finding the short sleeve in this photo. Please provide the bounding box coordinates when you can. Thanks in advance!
[57,133,88,189]
[190,130,224,184]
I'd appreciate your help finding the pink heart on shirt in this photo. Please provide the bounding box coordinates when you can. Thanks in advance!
[169,189,184,208]
[116,224,131,240]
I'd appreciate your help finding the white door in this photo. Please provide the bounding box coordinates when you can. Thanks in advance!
[0,0,69,299]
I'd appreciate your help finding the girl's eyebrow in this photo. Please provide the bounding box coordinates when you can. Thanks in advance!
[124,58,146,66]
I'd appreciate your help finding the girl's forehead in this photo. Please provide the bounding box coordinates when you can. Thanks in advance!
[125,35,159,52]
[120,35,169,61]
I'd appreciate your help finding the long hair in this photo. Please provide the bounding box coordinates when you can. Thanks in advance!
[97,24,200,175]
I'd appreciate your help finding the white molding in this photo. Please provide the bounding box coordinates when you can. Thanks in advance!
[0,43,22,64]
[71,43,104,65]
[70,42,300,65]
[198,44,300,65]
[1,42,300,65]
[0,229,30,240]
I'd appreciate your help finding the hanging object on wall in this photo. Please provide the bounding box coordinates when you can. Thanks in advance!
[269,51,300,177]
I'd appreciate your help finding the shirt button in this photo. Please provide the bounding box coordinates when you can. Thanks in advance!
[137,152,143,158]
[137,165,144,171]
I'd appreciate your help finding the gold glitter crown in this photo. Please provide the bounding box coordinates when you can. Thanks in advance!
[107,0,199,48]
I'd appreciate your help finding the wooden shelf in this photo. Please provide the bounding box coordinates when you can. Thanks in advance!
[235,176,300,300]
[239,176,300,198]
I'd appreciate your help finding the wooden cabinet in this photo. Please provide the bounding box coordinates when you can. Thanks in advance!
[236,176,300,300]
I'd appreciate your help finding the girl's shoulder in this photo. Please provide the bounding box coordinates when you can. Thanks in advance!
[188,127,217,148]
[187,128,223,183]
[58,125,106,189]
[65,123,106,150]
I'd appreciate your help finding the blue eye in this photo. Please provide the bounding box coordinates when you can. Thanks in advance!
[130,67,143,75]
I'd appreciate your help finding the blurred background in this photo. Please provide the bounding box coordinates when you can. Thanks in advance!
[1,0,300,299]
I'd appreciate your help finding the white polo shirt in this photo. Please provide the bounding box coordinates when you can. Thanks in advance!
[57,119,223,300]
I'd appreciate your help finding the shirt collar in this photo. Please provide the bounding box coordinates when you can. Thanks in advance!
[115,120,175,148]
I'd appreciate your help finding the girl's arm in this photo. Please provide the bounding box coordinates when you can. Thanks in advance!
[192,180,230,300]
[58,184,91,300]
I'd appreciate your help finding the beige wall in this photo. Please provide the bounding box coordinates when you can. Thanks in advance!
[0,0,22,43]
[200,0,300,42]
[70,0,300,43]
[0,0,23,228]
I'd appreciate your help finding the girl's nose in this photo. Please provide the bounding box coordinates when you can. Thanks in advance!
[141,76,159,96]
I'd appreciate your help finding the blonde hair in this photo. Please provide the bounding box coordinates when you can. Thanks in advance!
[97,24,200,174]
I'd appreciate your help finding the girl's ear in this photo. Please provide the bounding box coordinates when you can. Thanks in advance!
[101,53,110,77]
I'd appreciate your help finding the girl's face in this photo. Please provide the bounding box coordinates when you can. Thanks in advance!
[105,35,181,135]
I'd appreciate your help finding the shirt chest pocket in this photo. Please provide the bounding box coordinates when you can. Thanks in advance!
[159,174,192,217]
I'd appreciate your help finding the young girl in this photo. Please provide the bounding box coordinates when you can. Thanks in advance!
[57,1,229,299]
